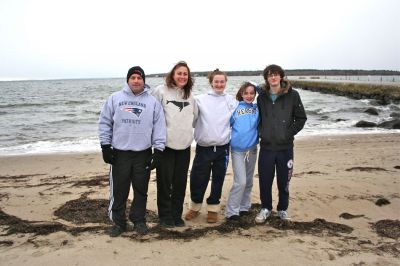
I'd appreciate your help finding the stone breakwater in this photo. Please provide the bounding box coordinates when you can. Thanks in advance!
[290,80,400,105]
[290,79,400,130]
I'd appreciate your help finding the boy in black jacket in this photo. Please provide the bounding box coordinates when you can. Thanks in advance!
[255,64,307,223]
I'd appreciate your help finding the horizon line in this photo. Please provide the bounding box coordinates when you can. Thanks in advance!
[1,68,400,82]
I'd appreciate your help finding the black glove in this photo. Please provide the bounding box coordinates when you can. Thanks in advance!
[147,149,163,170]
[101,144,115,165]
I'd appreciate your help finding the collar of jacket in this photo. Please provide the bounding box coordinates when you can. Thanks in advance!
[261,79,291,96]
[207,90,227,96]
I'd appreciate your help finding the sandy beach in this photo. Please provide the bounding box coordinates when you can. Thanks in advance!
[0,133,399,265]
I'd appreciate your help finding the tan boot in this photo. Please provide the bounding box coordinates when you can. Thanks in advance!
[207,211,218,223]
[184,210,200,221]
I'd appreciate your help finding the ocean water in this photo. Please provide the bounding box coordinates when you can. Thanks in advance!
[0,76,399,155]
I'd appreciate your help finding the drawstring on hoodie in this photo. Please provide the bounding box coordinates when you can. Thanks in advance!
[213,146,216,152]
[244,150,250,163]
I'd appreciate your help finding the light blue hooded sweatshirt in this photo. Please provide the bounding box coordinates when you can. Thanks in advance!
[230,101,259,152]
[98,84,166,151]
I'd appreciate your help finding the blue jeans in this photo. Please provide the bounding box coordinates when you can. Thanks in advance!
[189,144,229,206]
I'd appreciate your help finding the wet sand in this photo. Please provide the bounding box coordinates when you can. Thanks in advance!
[0,133,399,265]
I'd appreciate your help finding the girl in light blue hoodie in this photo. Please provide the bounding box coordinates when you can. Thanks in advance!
[225,82,259,221]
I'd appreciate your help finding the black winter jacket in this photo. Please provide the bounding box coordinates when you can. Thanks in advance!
[257,81,307,151]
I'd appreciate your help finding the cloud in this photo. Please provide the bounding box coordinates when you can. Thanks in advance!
[0,0,399,80]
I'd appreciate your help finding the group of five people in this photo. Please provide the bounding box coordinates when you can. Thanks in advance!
[98,62,307,236]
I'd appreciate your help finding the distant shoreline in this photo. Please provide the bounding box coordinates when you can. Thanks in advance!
[2,70,400,82]
[148,69,400,78]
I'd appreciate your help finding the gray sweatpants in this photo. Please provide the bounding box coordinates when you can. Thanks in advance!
[225,146,257,218]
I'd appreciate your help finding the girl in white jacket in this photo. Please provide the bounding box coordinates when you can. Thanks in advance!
[184,69,238,223]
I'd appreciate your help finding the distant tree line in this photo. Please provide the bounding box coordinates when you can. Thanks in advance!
[148,69,400,77]
[285,69,400,76]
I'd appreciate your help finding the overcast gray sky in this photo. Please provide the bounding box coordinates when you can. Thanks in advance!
[0,0,399,80]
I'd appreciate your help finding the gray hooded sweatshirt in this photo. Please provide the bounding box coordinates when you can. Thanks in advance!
[98,84,166,151]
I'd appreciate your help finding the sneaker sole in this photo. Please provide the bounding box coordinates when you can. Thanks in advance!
[277,212,291,220]
[255,218,266,224]
[255,213,271,223]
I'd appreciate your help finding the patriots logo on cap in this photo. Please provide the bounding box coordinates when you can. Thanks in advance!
[122,107,143,117]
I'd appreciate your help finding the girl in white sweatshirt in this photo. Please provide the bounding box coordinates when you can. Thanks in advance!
[184,69,238,223]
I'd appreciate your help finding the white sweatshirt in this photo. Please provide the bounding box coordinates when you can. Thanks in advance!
[151,84,198,150]
[194,90,238,146]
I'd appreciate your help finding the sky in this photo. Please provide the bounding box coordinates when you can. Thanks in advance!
[0,0,399,80]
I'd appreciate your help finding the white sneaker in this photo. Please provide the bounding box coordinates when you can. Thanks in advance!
[278,210,291,220]
[255,208,271,223]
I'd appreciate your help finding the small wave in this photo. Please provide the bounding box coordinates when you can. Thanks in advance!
[65,113,77,117]
[48,119,80,125]
[47,117,96,126]
[83,110,101,115]
[306,108,342,115]
[0,134,30,144]
[0,103,46,109]
[306,109,323,116]
[20,126,36,131]
[390,105,400,111]
[346,107,367,112]
[0,137,100,155]
[65,100,90,105]
[0,111,7,115]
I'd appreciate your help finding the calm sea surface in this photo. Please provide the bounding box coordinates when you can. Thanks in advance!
[0,76,399,155]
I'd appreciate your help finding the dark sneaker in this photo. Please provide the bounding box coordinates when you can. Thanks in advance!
[239,211,250,216]
[134,222,150,235]
[227,215,240,222]
[108,225,125,237]
[159,219,175,228]
[174,217,185,227]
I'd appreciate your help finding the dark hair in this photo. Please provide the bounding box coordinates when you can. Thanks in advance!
[165,61,194,100]
[236,82,257,101]
[207,68,227,84]
[262,64,285,83]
